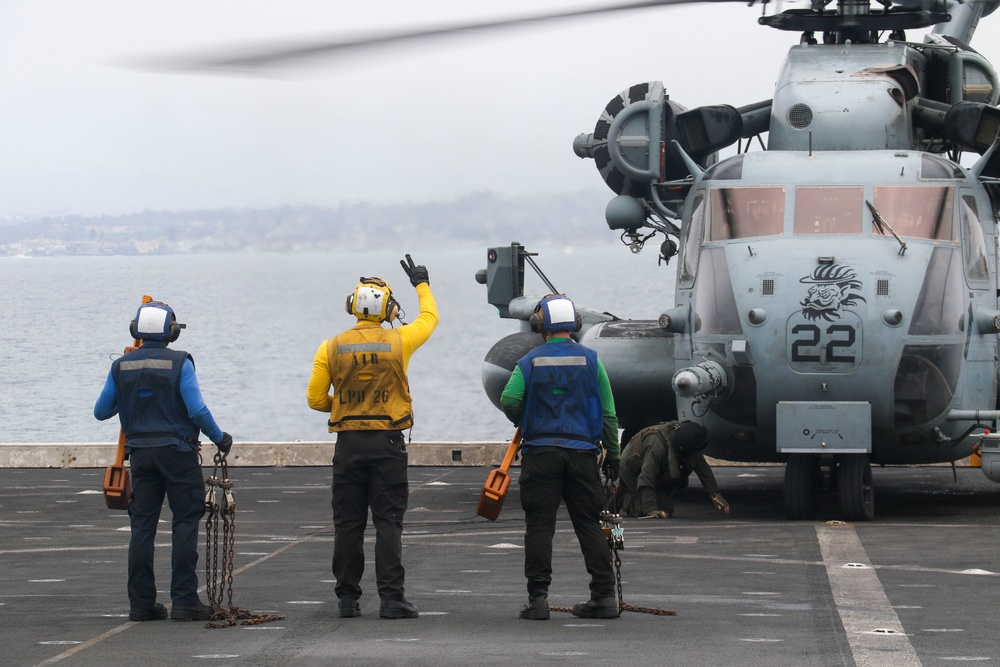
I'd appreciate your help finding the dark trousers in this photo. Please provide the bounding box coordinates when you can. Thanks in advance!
[519,447,615,599]
[331,430,409,602]
[127,446,205,609]
[617,484,677,517]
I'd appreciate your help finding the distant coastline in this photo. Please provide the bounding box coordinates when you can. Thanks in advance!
[0,190,614,256]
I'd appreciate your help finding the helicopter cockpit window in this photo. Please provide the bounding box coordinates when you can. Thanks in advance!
[704,156,744,181]
[793,186,864,235]
[679,194,706,286]
[871,186,955,241]
[920,154,965,181]
[909,247,965,335]
[960,195,989,283]
[693,247,743,335]
[893,344,962,427]
[707,187,785,241]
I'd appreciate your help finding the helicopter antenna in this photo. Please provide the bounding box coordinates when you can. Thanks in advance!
[866,200,908,255]
[520,251,560,294]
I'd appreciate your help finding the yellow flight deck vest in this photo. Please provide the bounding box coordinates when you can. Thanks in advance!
[325,327,414,431]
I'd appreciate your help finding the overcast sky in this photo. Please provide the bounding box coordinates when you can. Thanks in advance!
[1,1,998,218]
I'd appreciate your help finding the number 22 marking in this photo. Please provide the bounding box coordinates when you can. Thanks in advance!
[791,324,856,362]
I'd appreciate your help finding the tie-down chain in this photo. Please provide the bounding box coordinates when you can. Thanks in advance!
[549,482,676,617]
[204,452,285,629]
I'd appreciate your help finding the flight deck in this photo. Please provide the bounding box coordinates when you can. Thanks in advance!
[3,464,999,666]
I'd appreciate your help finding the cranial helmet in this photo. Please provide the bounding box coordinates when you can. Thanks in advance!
[345,277,399,323]
[129,301,185,343]
[673,421,709,454]
[529,294,581,334]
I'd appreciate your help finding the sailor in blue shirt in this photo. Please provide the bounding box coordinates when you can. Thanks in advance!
[95,301,232,622]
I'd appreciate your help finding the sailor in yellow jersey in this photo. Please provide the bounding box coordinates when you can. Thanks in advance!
[307,254,438,620]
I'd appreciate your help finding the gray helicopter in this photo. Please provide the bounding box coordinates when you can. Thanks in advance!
[137,0,1000,520]
[478,0,1000,520]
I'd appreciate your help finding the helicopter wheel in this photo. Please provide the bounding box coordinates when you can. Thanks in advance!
[783,453,820,520]
[837,454,875,521]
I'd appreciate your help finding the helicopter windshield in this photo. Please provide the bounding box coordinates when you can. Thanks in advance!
[793,187,864,235]
[679,194,706,286]
[960,195,989,283]
[707,187,785,241]
[871,186,955,240]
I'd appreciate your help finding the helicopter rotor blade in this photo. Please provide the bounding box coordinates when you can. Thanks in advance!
[128,0,754,75]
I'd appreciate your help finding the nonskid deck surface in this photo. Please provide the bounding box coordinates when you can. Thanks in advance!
[3,465,999,666]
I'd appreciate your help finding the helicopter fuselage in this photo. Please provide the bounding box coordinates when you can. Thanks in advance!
[672,149,998,465]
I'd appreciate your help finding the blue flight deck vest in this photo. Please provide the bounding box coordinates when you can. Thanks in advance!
[517,340,604,454]
[111,345,200,450]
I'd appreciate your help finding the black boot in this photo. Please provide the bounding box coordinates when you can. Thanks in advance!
[519,596,550,620]
[338,598,360,618]
[170,602,214,621]
[379,599,418,619]
[571,597,619,619]
[128,602,168,622]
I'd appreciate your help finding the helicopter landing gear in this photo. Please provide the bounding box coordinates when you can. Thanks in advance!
[783,453,874,521]
[837,453,875,521]
[783,453,821,520]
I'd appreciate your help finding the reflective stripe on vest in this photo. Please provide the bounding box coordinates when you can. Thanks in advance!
[531,356,588,366]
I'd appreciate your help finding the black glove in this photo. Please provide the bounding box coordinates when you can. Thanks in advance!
[400,254,429,287]
[602,458,620,482]
[217,432,233,455]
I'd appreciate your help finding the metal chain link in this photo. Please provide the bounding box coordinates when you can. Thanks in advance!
[550,525,675,615]
[603,485,677,617]
[204,453,285,629]
[612,533,625,610]
[205,472,219,607]
[550,481,675,617]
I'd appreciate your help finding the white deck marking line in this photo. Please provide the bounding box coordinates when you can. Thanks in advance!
[33,623,134,666]
[32,530,324,666]
[816,524,922,667]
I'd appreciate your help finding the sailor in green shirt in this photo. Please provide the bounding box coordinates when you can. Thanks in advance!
[500,348,620,460]
[499,295,621,621]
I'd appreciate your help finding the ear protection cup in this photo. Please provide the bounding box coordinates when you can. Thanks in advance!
[345,293,354,316]
[168,318,182,343]
[384,295,400,323]
[529,308,544,333]
[129,318,138,339]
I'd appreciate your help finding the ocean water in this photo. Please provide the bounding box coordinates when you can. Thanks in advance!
[0,243,674,444]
